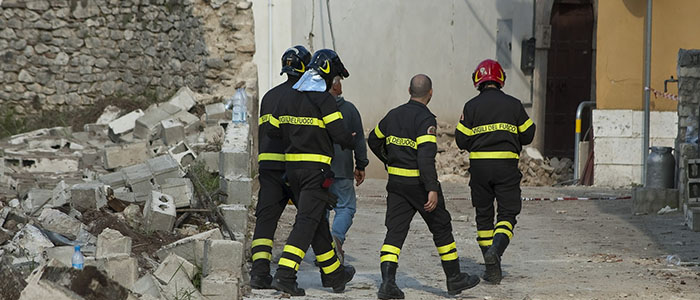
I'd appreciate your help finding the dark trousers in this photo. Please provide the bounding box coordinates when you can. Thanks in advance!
[275,168,342,281]
[251,169,340,278]
[468,160,522,252]
[380,181,458,266]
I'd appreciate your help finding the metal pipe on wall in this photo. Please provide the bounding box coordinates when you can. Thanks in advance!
[574,101,596,183]
[268,0,273,92]
[642,0,653,184]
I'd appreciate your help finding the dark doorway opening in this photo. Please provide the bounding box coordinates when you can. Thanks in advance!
[544,0,594,159]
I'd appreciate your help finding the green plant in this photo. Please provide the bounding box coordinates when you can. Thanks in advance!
[188,161,220,199]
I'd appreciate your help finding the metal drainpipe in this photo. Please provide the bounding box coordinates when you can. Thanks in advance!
[574,101,596,183]
[642,0,653,184]
[268,0,273,92]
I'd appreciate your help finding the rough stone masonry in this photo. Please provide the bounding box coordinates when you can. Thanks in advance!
[0,0,258,116]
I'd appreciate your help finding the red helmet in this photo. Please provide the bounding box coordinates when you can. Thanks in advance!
[472,59,506,89]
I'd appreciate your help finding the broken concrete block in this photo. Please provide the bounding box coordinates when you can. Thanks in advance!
[113,187,136,203]
[122,164,155,203]
[134,103,182,141]
[122,204,143,229]
[96,105,123,125]
[44,246,74,267]
[219,204,248,234]
[687,206,700,232]
[22,188,53,215]
[153,254,205,300]
[168,141,197,167]
[161,178,194,208]
[196,151,220,173]
[10,224,53,258]
[132,274,163,298]
[103,141,152,170]
[96,228,132,258]
[155,229,223,265]
[160,119,185,146]
[3,153,79,174]
[38,208,83,240]
[204,240,243,278]
[20,266,130,300]
[144,191,176,233]
[172,110,202,135]
[108,109,144,139]
[219,123,251,179]
[201,276,239,300]
[51,180,71,208]
[98,171,127,188]
[167,86,197,112]
[205,103,226,124]
[220,177,253,206]
[104,256,138,289]
[146,154,183,185]
[200,125,225,145]
[70,182,108,212]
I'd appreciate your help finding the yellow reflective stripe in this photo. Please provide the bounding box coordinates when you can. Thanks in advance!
[387,166,420,177]
[416,135,436,145]
[283,245,306,259]
[278,258,299,271]
[374,125,385,139]
[252,238,273,248]
[278,115,325,128]
[519,118,534,132]
[322,111,343,124]
[496,221,513,230]
[284,153,332,165]
[259,114,271,125]
[477,230,494,238]
[469,151,519,159]
[380,254,398,263]
[575,119,581,133]
[478,240,493,247]
[316,249,335,263]
[381,244,401,255]
[494,228,513,239]
[252,252,272,261]
[386,136,417,149]
[258,153,285,162]
[270,115,280,128]
[321,259,341,274]
[441,252,459,261]
[436,242,456,254]
[471,122,518,135]
[456,123,473,136]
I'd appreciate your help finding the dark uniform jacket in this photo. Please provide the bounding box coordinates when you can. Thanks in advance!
[258,79,297,171]
[268,89,354,170]
[367,100,440,192]
[455,88,535,158]
[331,96,369,179]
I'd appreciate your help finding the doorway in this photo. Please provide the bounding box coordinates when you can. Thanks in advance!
[544,0,594,159]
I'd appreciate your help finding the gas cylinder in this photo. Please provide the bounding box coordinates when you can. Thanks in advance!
[645,146,675,188]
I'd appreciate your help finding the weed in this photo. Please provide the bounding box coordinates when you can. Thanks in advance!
[188,161,220,200]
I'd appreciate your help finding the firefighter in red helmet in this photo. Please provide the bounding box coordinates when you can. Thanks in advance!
[455,59,536,284]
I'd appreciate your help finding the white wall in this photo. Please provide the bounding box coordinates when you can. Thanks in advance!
[251,0,293,94]
[593,109,677,187]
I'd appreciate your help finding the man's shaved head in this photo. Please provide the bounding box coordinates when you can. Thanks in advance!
[409,74,432,98]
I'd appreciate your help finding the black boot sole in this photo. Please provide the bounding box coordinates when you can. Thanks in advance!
[377,290,405,299]
[447,275,480,295]
[332,266,356,293]
[483,250,502,284]
[271,279,305,296]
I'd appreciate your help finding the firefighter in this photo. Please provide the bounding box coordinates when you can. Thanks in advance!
[268,49,356,296]
[455,59,536,284]
[368,74,480,299]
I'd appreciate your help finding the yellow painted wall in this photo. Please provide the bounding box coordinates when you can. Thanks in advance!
[596,0,700,111]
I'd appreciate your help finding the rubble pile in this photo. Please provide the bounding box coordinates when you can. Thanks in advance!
[0,86,253,300]
[435,122,574,186]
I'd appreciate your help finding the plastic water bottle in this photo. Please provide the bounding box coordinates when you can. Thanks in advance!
[232,88,247,123]
[666,255,681,266]
[72,245,84,270]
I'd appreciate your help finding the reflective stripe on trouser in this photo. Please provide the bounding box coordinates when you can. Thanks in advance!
[436,242,458,261]
[382,181,455,266]
[274,168,344,280]
[252,169,338,278]
[469,160,521,256]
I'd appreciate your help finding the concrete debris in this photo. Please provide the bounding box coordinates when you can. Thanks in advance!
[108,109,145,139]
[0,260,29,300]
[51,180,71,208]
[9,224,53,259]
[196,151,220,173]
[70,182,108,212]
[219,204,248,234]
[134,103,184,141]
[203,239,243,278]
[146,154,183,185]
[167,86,197,112]
[122,163,156,203]
[160,178,194,208]
[201,276,239,300]
[103,141,153,170]
[155,229,223,266]
[159,119,185,146]
[143,191,176,233]
[103,256,139,290]
[20,266,130,300]
[153,253,205,300]
[168,141,197,167]
[96,228,132,258]
[44,246,75,267]
[22,188,52,215]
[435,122,574,186]
[96,105,123,125]
[122,204,143,229]
[132,274,162,298]
[38,208,83,240]
[205,103,227,125]
[220,123,251,179]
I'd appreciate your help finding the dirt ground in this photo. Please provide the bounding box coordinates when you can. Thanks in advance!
[245,179,700,300]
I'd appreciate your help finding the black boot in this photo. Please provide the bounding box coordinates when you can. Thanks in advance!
[377,262,404,299]
[442,259,480,295]
[483,234,509,284]
[271,268,305,296]
[250,260,273,289]
[321,264,355,292]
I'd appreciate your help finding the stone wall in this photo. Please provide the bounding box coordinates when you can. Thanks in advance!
[676,49,700,208]
[0,0,257,115]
